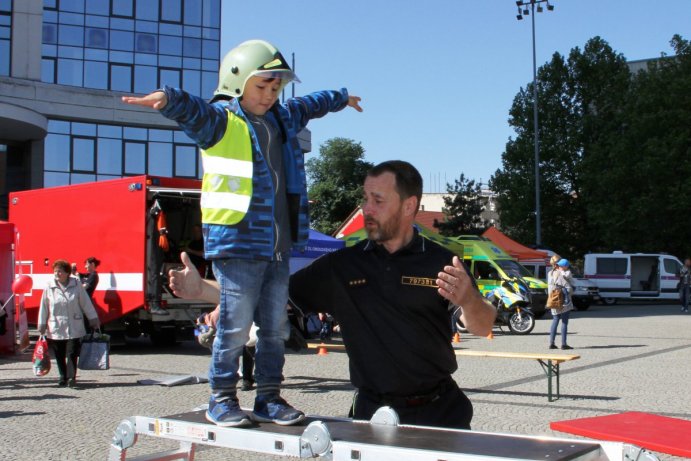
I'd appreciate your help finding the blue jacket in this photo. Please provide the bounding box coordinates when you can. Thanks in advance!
[159,86,349,261]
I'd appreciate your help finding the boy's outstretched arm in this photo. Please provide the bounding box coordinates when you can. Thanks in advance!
[121,91,168,110]
[348,95,363,112]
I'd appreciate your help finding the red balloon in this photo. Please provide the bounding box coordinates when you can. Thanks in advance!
[12,274,33,294]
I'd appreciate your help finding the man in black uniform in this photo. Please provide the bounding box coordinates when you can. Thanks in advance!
[168,160,496,429]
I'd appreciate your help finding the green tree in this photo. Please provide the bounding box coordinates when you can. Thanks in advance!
[490,37,631,258]
[434,174,486,237]
[306,138,373,235]
[583,35,691,256]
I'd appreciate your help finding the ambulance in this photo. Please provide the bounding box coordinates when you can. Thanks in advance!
[9,175,215,344]
[456,235,549,318]
[583,252,682,304]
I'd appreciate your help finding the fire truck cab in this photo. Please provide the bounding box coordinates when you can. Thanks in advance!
[9,175,215,345]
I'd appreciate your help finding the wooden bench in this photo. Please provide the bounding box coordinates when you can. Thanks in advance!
[454,350,580,402]
[306,344,579,402]
[307,342,346,353]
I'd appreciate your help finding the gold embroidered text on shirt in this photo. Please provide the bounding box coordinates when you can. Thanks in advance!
[401,276,438,288]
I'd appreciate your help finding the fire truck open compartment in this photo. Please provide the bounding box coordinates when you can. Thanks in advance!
[9,176,215,346]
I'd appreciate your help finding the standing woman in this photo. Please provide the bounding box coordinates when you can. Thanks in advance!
[82,256,100,298]
[547,255,574,350]
[38,260,100,387]
[680,258,691,313]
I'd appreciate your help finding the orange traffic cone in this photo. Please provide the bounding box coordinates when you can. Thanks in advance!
[317,344,328,356]
[452,332,461,343]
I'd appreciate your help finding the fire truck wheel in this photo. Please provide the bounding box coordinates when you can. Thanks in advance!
[150,329,178,347]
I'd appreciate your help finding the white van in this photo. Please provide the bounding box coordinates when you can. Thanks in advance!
[583,252,682,304]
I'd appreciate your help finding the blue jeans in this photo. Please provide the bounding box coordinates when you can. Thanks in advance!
[549,310,571,346]
[209,256,291,393]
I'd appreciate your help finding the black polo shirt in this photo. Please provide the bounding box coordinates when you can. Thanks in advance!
[289,231,458,397]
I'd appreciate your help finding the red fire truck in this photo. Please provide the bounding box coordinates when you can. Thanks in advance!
[9,175,215,345]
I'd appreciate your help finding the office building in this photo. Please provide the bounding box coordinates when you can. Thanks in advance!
[0,0,222,219]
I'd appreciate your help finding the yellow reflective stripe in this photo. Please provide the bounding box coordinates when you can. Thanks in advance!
[202,156,253,177]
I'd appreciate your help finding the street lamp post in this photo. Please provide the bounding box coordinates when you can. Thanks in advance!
[515,0,554,247]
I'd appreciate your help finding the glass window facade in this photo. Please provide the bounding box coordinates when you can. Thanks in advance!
[44,119,201,187]
[0,0,11,76]
[38,0,221,185]
[41,0,220,95]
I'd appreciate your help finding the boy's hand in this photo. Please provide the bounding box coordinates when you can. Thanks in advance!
[121,91,168,110]
[348,95,363,112]
[204,306,220,329]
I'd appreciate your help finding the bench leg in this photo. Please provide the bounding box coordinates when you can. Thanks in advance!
[538,360,560,402]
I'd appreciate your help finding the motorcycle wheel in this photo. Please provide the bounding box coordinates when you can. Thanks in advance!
[455,320,469,334]
[508,310,535,335]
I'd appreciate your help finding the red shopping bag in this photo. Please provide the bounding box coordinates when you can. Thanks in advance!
[32,335,51,376]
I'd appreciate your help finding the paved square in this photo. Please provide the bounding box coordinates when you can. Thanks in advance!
[1,302,689,460]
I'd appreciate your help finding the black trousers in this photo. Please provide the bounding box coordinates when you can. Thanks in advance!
[48,338,81,381]
[352,379,473,430]
[242,345,255,381]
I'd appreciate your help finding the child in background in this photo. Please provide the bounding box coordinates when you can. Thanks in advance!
[123,39,362,427]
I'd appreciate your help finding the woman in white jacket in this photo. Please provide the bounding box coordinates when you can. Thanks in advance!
[38,259,100,387]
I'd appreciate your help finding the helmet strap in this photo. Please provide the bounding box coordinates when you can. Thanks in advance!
[209,94,233,103]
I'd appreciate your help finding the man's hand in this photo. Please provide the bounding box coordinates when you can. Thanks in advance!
[348,95,363,112]
[437,256,496,336]
[38,324,47,336]
[89,318,100,329]
[168,252,204,299]
[121,91,168,110]
[437,256,475,304]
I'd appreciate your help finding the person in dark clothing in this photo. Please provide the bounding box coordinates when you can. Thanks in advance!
[167,161,495,429]
[82,256,100,298]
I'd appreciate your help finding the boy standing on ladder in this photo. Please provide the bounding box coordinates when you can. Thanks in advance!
[123,39,362,427]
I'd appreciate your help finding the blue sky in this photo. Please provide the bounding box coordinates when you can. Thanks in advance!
[220,1,690,193]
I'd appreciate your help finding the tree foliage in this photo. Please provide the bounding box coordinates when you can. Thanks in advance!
[491,35,691,259]
[305,137,374,235]
[434,174,487,237]
[582,35,691,257]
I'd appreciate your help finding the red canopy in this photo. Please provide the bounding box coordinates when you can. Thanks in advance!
[482,226,548,263]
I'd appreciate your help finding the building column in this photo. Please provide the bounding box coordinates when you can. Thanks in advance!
[11,0,43,80]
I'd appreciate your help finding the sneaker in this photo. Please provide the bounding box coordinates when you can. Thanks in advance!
[198,327,216,349]
[240,379,254,392]
[149,305,170,316]
[67,378,77,388]
[549,344,558,350]
[206,395,251,427]
[561,345,573,350]
[252,396,305,426]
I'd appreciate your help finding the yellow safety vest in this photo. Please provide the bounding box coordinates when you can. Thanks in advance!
[200,111,254,225]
